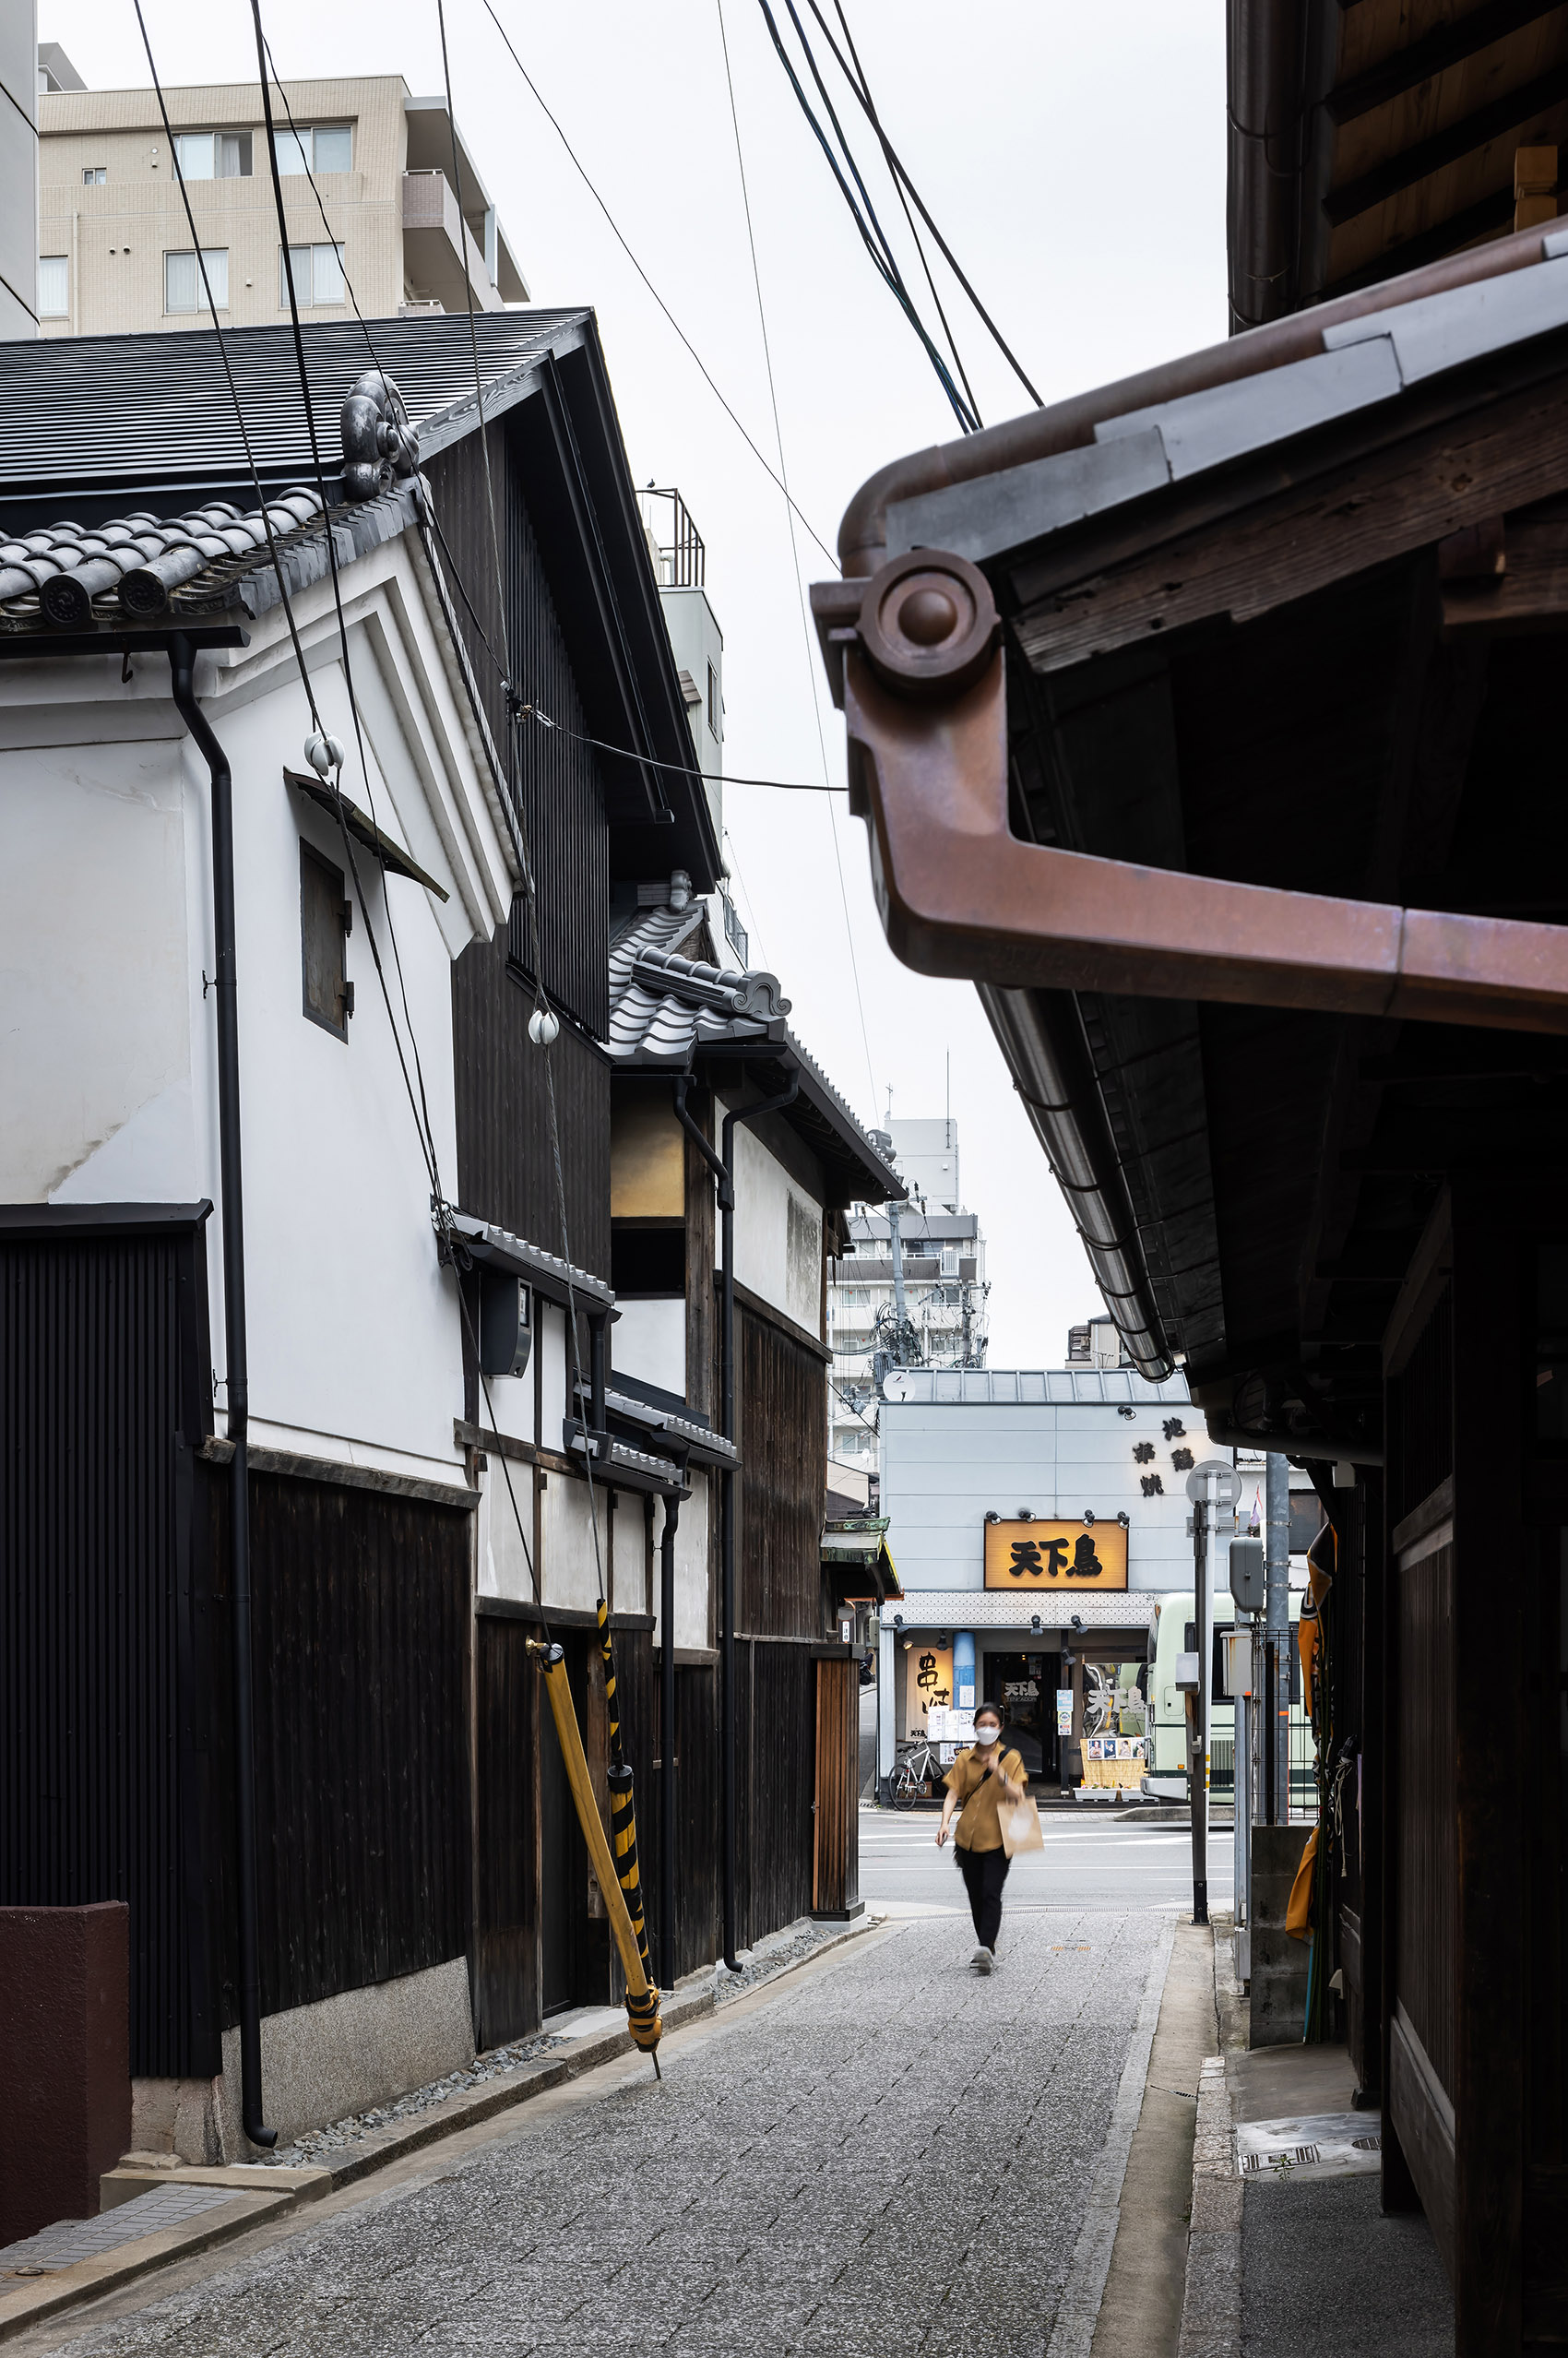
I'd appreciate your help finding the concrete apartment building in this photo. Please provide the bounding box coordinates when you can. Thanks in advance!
[35,65,525,338]
[826,1116,989,1473]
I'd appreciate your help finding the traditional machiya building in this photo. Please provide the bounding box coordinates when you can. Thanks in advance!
[0,304,867,2207]
[873,1364,1195,1801]
[813,9,1568,2325]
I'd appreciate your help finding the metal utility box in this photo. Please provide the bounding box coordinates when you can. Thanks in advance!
[1174,1649,1201,1692]
[1229,1537,1265,1614]
[479,1272,531,1379]
[1220,1630,1253,1698]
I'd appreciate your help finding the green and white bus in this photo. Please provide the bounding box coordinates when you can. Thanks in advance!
[1144,1590,1314,1812]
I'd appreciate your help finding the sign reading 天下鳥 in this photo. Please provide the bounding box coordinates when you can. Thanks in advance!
[983,1519,1128,1591]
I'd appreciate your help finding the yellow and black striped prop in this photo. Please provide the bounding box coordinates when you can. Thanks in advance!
[531,1636,663,2066]
[599,1600,654,1989]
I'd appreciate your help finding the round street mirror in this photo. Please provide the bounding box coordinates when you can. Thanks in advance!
[1185,1458,1242,1507]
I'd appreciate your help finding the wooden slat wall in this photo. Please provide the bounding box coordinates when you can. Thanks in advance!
[474,1614,539,2049]
[240,1471,471,2022]
[673,1664,719,1979]
[452,937,611,1280]
[742,1639,816,1946]
[0,1222,215,2078]
[812,1656,859,1919]
[1394,1522,1457,2104]
[423,427,609,1039]
[737,1304,827,1638]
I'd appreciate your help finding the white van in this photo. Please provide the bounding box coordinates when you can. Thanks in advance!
[1145,1590,1311,1807]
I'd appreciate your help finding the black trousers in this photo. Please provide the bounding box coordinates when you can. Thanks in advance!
[956,1841,1010,1949]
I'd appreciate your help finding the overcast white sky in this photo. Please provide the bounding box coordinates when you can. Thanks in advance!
[42,1,1228,1364]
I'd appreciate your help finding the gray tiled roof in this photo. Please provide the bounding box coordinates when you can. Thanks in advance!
[0,479,419,633]
[606,895,790,1064]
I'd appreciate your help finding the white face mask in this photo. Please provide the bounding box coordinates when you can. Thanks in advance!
[974,1723,1001,1748]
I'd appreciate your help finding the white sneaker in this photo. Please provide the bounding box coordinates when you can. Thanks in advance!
[971,1946,993,1974]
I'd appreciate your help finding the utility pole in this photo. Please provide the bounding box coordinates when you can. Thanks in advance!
[1265,1452,1290,1821]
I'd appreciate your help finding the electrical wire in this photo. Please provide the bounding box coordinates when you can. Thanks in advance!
[136,2,445,1221]
[250,0,447,1203]
[477,0,837,568]
[811,0,1042,409]
[752,0,977,434]
[717,0,880,1120]
[434,0,616,1619]
[810,0,980,424]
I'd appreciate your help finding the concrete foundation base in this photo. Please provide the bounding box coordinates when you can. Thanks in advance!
[212,1958,475,2158]
[130,2078,225,2166]
[1249,1825,1313,2047]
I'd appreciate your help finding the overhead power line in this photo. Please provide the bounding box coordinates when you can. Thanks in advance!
[477,0,837,569]
[809,0,1043,410]
[753,0,978,434]
[717,0,880,1120]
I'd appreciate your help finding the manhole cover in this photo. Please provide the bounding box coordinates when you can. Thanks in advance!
[1242,2144,1321,2173]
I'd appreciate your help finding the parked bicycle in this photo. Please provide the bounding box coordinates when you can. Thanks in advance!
[891,1736,944,1808]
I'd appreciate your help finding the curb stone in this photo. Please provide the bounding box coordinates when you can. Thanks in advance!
[1176,2054,1242,2358]
[4,1911,886,2343]
[0,2193,291,2344]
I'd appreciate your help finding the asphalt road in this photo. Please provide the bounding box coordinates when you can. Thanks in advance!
[860,1806,1235,1916]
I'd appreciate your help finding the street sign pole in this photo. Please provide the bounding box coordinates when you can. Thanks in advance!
[1187,1458,1241,1932]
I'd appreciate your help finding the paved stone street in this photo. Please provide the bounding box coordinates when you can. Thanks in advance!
[51,1908,1167,2358]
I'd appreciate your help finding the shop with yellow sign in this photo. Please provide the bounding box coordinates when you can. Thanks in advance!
[982,1518,1129,1591]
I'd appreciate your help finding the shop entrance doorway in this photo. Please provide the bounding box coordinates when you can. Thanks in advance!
[983,1650,1058,1782]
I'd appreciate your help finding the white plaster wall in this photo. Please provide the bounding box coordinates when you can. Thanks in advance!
[730,1116,823,1337]
[612,1297,685,1397]
[0,534,515,1481]
[0,726,194,1201]
[880,1399,1209,1596]
[611,1494,648,1617]
[650,1471,710,1651]
[539,1300,567,1450]
[541,1471,604,1614]
[478,1461,537,1603]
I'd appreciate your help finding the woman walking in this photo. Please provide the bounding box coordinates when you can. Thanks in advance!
[936,1701,1028,1972]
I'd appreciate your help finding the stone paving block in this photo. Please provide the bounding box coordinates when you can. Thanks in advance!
[49,1911,1164,2358]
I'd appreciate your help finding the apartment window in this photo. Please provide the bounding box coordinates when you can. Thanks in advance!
[301,844,353,1039]
[272,124,352,175]
[172,130,251,180]
[707,660,719,742]
[37,256,69,317]
[164,248,228,314]
[81,166,106,186]
[280,243,345,308]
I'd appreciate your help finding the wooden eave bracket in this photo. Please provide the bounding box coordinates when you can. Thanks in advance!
[814,549,1568,1036]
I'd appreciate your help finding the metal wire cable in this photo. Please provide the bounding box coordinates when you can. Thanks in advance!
[477,0,837,567]
[250,0,448,1202]
[815,0,1042,408]
[717,0,880,1117]
[137,2,443,1215]
[752,0,978,433]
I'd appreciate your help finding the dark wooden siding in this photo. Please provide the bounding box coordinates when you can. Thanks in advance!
[813,1655,859,1918]
[739,1638,816,1946]
[671,1664,719,1978]
[452,937,611,1279]
[1394,1526,1457,2101]
[737,1304,828,1638]
[230,1471,472,2024]
[474,1612,539,2048]
[0,1218,214,2078]
[424,426,609,1038]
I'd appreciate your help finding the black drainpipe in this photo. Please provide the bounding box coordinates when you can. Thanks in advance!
[673,1065,798,1968]
[169,636,276,2150]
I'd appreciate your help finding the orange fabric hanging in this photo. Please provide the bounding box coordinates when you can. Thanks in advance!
[1287,1827,1319,1942]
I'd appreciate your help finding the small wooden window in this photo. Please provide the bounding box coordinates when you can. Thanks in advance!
[301,842,353,1038]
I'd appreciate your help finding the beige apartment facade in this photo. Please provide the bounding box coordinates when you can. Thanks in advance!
[37,73,526,338]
